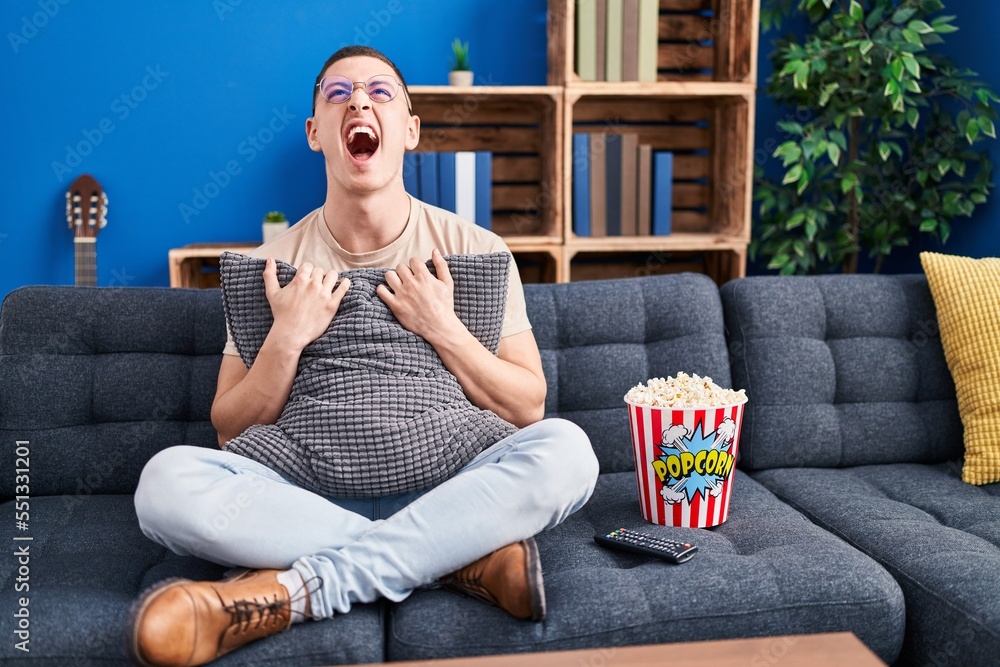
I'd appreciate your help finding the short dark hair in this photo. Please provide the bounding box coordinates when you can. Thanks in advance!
[312,45,411,116]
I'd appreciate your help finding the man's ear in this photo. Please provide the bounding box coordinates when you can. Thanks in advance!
[305,117,322,152]
[405,114,420,151]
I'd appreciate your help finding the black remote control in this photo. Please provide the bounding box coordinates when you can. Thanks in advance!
[594,527,698,564]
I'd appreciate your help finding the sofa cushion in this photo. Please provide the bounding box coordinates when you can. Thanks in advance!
[720,275,962,470]
[218,252,517,498]
[0,287,225,500]
[526,274,734,473]
[752,464,1000,667]
[0,495,385,666]
[386,472,905,663]
[921,252,1000,485]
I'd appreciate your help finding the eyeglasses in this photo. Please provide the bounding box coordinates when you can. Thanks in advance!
[316,74,412,114]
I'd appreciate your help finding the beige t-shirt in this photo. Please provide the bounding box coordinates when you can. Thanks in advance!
[222,195,531,356]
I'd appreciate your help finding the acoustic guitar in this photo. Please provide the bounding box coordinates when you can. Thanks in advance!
[65,174,108,286]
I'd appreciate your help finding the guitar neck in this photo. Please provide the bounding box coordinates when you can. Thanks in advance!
[74,238,97,287]
[66,173,107,287]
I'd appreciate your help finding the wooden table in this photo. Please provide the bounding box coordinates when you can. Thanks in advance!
[351,633,886,667]
[168,243,258,288]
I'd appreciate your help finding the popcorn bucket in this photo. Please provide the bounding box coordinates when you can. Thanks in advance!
[625,398,747,528]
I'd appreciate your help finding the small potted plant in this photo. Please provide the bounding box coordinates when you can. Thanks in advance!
[448,38,473,87]
[262,210,289,243]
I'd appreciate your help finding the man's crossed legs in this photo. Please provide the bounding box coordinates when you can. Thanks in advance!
[128,418,599,667]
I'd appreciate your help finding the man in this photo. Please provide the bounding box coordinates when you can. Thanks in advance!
[129,46,599,667]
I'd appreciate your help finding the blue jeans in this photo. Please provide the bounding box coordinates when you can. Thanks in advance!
[134,418,599,617]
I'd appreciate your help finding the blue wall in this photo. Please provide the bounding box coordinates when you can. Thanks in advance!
[0,0,548,297]
[753,0,1000,274]
[3,0,997,298]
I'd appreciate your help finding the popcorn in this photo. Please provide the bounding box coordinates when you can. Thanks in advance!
[624,372,747,408]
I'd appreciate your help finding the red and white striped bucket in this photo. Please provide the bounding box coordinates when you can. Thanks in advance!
[625,398,747,528]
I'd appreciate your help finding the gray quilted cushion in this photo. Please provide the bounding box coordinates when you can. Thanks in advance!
[526,273,733,474]
[720,274,962,470]
[219,252,518,498]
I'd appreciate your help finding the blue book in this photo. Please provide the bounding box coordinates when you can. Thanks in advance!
[652,151,674,235]
[572,133,591,236]
[418,152,438,207]
[438,152,456,213]
[402,153,419,198]
[604,133,622,236]
[475,151,492,230]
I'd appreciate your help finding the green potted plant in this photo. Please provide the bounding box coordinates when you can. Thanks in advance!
[262,210,289,243]
[753,0,999,274]
[448,38,473,86]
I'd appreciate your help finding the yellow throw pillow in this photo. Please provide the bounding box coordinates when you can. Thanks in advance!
[921,252,1000,485]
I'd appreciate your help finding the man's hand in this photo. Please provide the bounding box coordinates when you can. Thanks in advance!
[211,259,349,444]
[264,258,351,351]
[376,249,545,426]
[376,249,463,344]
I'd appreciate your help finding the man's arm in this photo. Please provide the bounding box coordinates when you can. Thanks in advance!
[211,259,351,445]
[376,249,546,427]
[439,328,546,427]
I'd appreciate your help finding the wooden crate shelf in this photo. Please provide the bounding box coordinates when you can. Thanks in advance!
[169,243,258,288]
[551,0,758,285]
[565,81,755,99]
[564,92,754,246]
[550,0,760,85]
[511,246,562,284]
[408,86,563,241]
[567,247,746,285]
[657,0,759,82]
[568,232,746,252]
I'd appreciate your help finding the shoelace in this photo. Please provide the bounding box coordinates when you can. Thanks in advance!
[222,575,324,635]
[445,565,498,605]
[224,595,287,636]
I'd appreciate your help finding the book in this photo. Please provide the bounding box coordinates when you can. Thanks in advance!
[637,0,658,82]
[405,151,486,228]
[475,151,492,230]
[637,144,652,235]
[403,153,420,198]
[418,152,438,208]
[620,133,638,235]
[572,133,591,236]
[605,132,622,236]
[438,152,456,213]
[589,133,607,236]
[653,151,674,236]
[455,151,476,223]
[595,0,607,81]
[605,0,623,83]
[622,0,640,82]
[576,0,598,81]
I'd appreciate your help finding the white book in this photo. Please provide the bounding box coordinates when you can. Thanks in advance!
[455,151,477,223]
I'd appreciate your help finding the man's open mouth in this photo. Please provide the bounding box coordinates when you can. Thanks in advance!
[346,125,380,161]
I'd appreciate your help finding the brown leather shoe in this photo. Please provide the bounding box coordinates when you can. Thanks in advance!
[440,538,546,621]
[127,569,306,667]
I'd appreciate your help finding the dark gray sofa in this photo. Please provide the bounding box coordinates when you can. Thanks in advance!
[721,275,1000,667]
[0,270,988,666]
